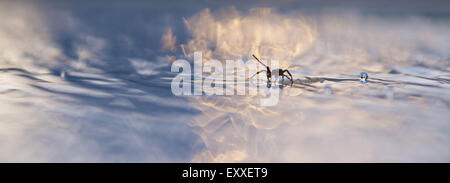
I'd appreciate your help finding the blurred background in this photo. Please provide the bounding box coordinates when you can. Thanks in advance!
[0,0,449,162]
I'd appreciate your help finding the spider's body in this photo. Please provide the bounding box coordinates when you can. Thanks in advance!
[251,55,293,85]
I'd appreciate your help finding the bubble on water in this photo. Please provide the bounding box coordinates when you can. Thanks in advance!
[323,84,332,95]
[360,72,368,84]
[60,70,67,80]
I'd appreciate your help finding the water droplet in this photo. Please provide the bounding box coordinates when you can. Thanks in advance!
[360,72,368,83]
[60,70,67,80]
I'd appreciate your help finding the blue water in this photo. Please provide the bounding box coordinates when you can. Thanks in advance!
[0,1,449,162]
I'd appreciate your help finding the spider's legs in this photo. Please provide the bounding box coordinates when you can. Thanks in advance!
[250,70,267,79]
[282,70,294,85]
[250,69,272,84]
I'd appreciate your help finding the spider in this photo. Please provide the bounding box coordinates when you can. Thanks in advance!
[250,54,293,85]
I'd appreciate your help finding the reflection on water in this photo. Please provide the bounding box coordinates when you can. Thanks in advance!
[0,62,449,162]
[174,8,450,163]
[188,67,450,162]
[1,1,450,162]
[0,68,202,162]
